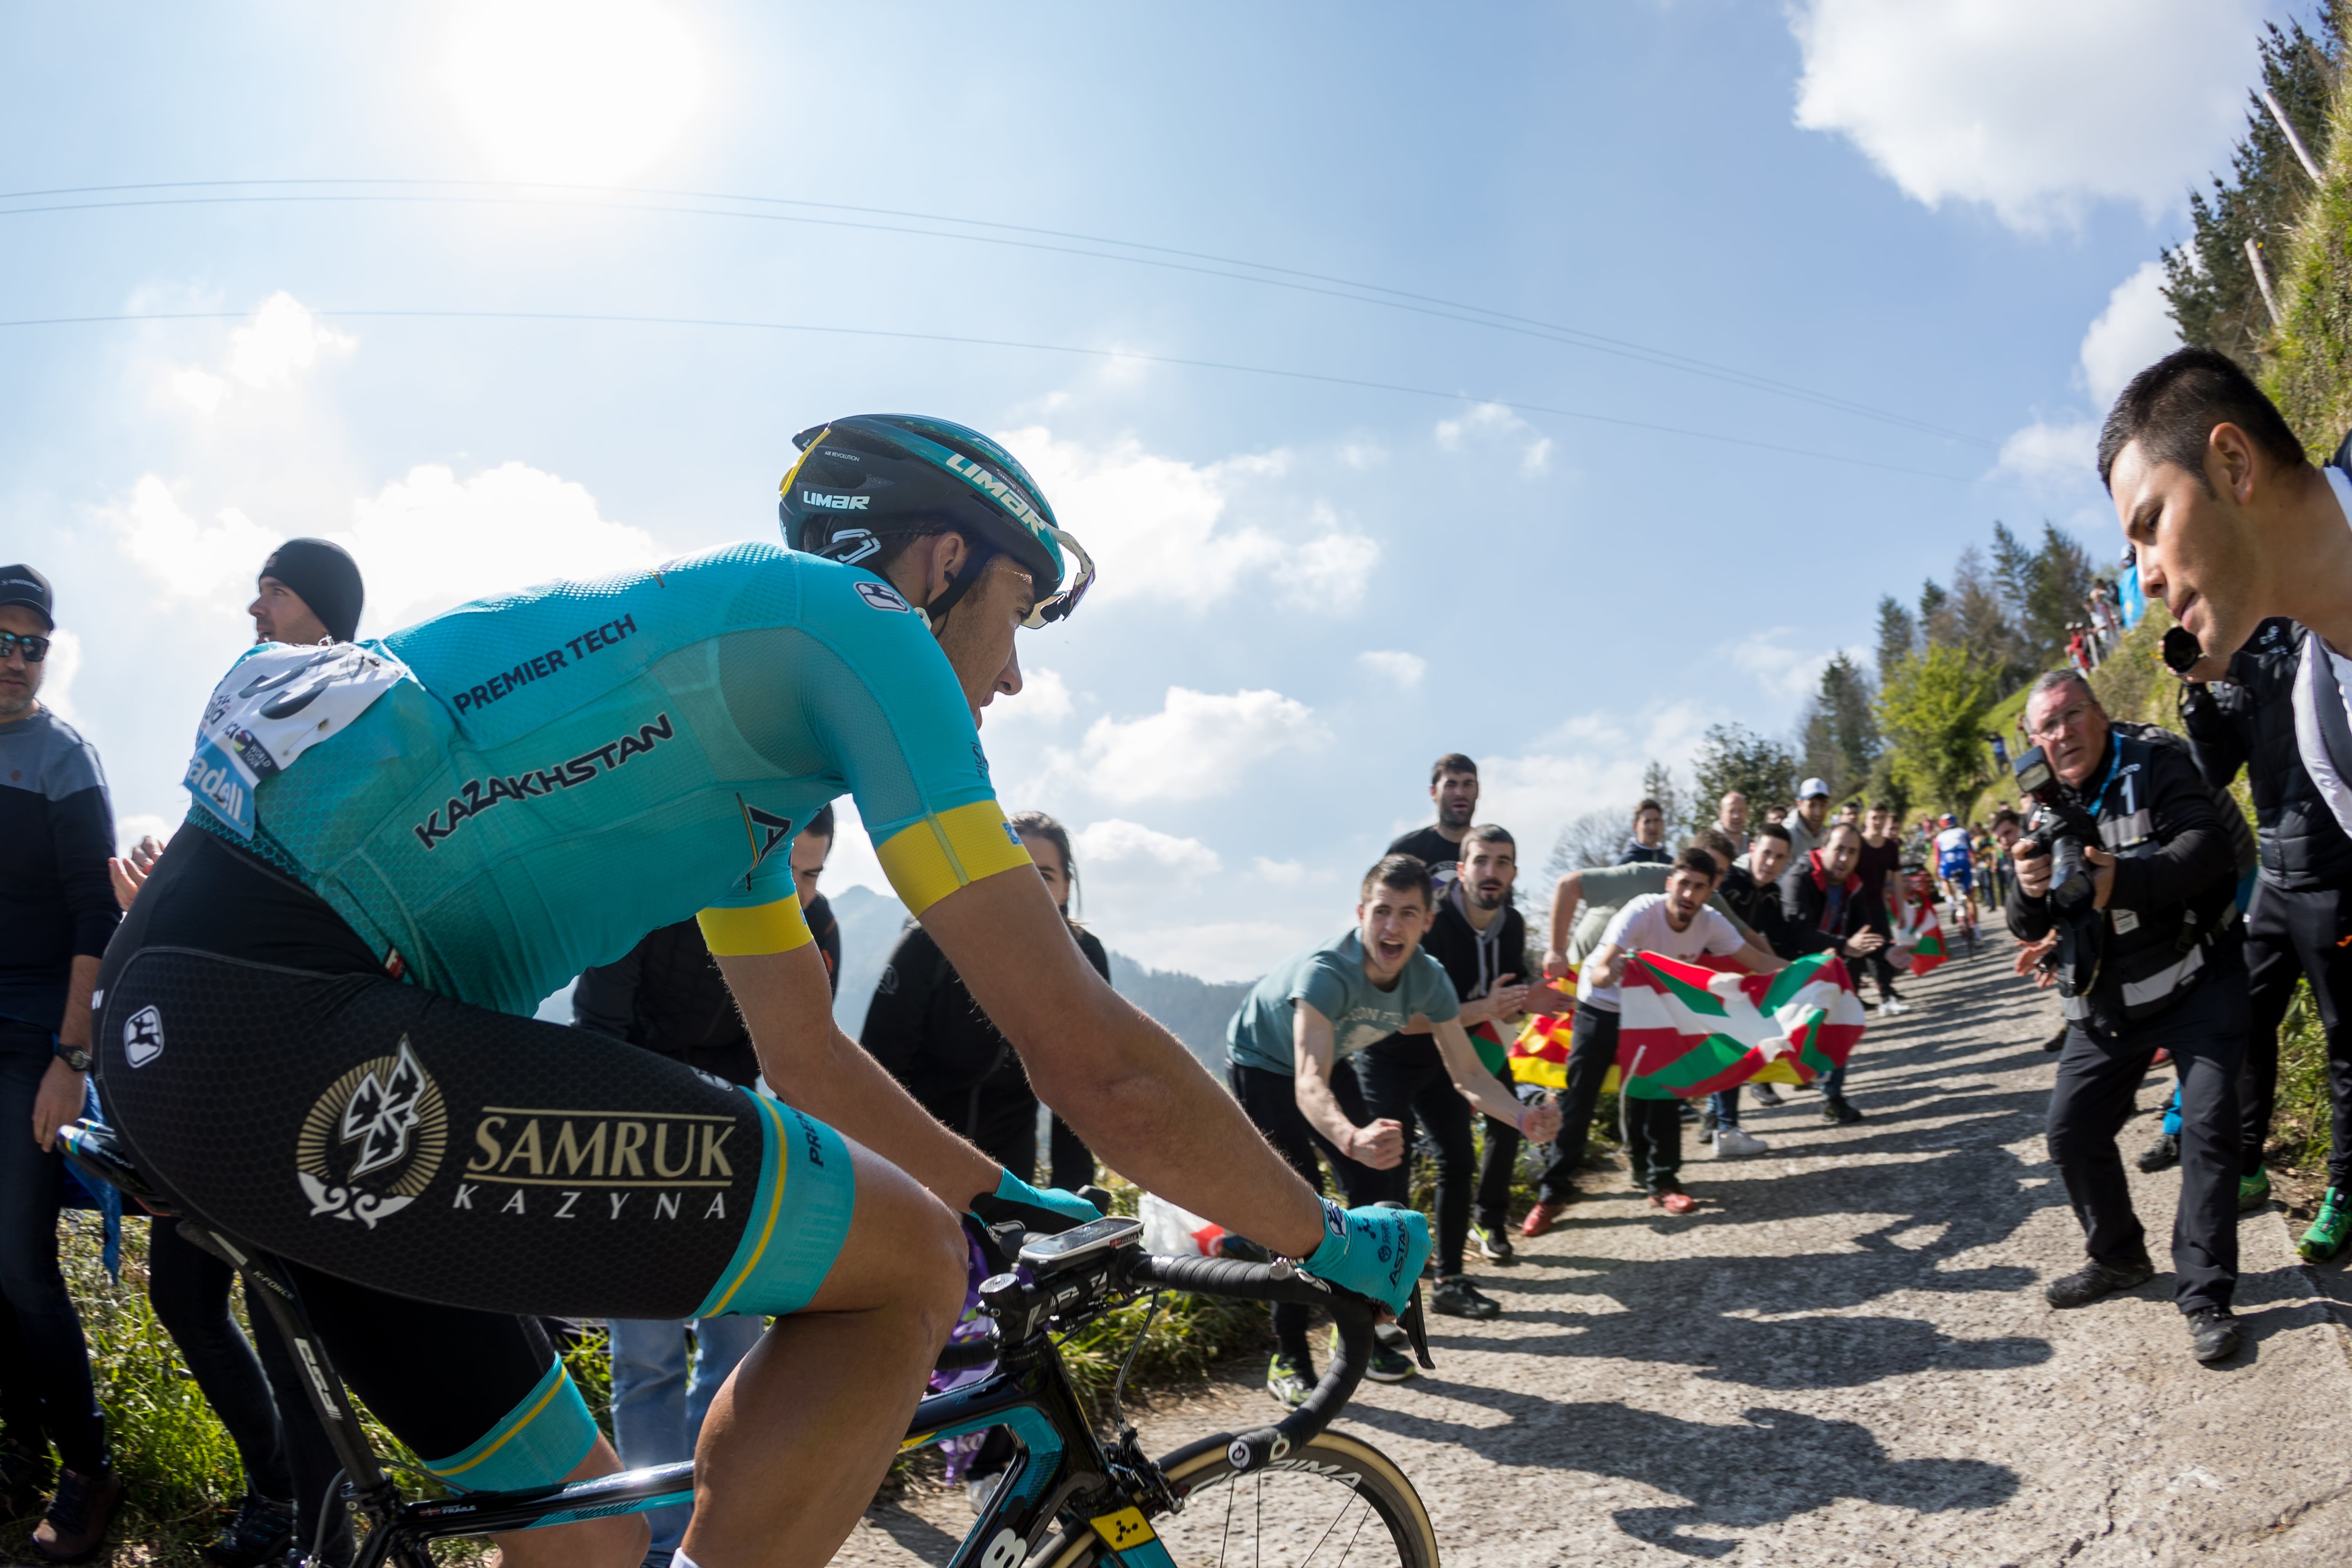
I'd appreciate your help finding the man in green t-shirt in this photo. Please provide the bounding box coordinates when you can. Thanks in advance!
[1225,854,1559,1404]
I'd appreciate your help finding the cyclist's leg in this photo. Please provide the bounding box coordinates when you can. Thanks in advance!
[683,1139,965,1568]
[97,945,962,1568]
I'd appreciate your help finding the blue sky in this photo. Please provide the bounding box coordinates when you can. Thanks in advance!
[0,0,2304,979]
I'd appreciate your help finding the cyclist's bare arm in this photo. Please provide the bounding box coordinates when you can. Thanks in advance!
[1291,1002,1402,1170]
[922,865,1330,1258]
[715,946,1004,1210]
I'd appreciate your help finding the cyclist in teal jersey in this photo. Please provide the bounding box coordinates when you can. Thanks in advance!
[95,414,1430,1568]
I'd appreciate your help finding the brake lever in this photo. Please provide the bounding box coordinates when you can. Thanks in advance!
[1398,1281,1434,1370]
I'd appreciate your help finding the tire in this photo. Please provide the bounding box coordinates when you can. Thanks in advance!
[1034,1429,1439,1567]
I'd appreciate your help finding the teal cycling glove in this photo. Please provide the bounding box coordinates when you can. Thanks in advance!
[968,1169,1103,1234]
[1302,1200,1431,1315]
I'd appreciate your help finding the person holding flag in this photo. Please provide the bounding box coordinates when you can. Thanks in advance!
[1778,821,1898,1124]
[1556,848,1785,1217]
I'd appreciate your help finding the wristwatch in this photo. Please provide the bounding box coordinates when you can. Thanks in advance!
[55,1044,92,1073]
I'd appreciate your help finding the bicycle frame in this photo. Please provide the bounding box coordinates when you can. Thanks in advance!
[187,1218,1159,1568]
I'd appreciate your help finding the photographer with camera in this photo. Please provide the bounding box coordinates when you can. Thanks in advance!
[2007,671,2250,1364]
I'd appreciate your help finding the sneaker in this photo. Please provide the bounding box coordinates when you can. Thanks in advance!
[1477,1225,1516,1265]
[2299,1187,2352,1263]
[2238,1170,2273,1213]
[964,1474,1005,1515]
[2042,1027,2068,1053]
[1821,1097,1865,1125]
[1748,1083,1786,1108]
[1520,1199,1570,1238]
[2186,1306,2241,1363]
[2044,1258,2155,1308]
[203,1493,294,1568]
[1430,1276,1502,1320]
[1364,1343,1419,1383]
[30,1465,121,1565]
[1265,1353,1312,1409]
[2135,1133,2180,1173]
[1647,1181,1697,1216]
[1713,1125,1768,1158]
[1878,998,1909,1017]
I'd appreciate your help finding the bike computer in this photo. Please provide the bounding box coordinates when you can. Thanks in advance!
[1017,1214,1144,1272]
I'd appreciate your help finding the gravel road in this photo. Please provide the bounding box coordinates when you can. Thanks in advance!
[838,946,2352,1565]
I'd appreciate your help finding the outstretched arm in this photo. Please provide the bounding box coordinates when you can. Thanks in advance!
[918,865,1329,1258]
[1426,1018,1559,1141]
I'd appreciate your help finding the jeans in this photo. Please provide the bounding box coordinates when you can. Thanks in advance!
[148,1219,352,1562]
[1227,1062,1380,1365]
[2047,963,2248,1314]
[608,1314,768,1559]
[0,1023,104,1474]
[1708,1087,1741,1129]
[1353,1037,1474,1276]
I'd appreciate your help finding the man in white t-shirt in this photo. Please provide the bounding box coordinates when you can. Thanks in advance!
[1569,849,1784,1214]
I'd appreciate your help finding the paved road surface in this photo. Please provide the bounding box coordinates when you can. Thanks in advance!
[840,947,2352,1565]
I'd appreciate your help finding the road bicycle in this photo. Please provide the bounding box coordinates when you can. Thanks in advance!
[63,1119,1440,1566]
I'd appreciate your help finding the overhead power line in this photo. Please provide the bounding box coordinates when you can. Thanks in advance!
[0,177,1995,449]
[0,305,1975,483]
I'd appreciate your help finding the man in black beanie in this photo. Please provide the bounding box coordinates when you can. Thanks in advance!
[248,538,363,645]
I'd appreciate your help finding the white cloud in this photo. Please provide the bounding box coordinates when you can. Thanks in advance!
[2000,261,2184,491]
[985,665,1074,731]
[35,628,85,725]
[340,462,661,631]
[1102,919,1307,984]
[167,293,356,414]
[228,293,357,390]
[1434,401,1552,476]
[1357,649,1427,689]
[2079,261,2183,410]
[1073,818,1224,876]
[1997,419,2099,488]
[1723,628,1843,702]
[1064,686,1330,804]
[999,426,1377,613]
[1473,702,1716,881]
[1253,856,1309,885]
[100,477,281,600]
[1790,0,2267,231]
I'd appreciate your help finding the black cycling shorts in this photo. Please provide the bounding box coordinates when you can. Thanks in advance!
[92,829,857,1492]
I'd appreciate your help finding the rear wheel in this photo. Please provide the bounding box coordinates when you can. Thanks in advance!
[1037,1429,1438,1567]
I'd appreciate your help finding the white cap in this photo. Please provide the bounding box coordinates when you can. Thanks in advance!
[1797,777,1830,798]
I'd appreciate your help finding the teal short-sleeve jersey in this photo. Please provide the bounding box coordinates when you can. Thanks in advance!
[189,543,1032,1016]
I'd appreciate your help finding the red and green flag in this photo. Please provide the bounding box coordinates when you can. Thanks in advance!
[1613,951,1867,1099]
[1900,901,1947,977]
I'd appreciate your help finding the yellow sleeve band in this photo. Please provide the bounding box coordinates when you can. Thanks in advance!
[697,896,815,957]
[875,800,1034,916]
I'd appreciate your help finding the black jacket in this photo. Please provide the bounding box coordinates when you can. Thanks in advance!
[861,917,1110,1173]
[2181,617,2352,893]
[1717,862,1798,957]
[570,895,842,1087]
[1615,839,1672,866]
[1775,857,1871,960]
[2004,722,2241,1035]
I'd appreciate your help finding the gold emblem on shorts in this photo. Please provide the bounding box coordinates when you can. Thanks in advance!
[296,1038,447,1228]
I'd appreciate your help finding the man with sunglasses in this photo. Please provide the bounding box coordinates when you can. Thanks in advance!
[2007,670,2249,1366]
[0,565,126,1560]
[91,419,1429,1568]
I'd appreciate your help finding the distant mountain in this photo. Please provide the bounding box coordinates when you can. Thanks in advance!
[826,883,1254,1071]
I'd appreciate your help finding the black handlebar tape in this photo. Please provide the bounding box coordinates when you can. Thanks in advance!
[1127,1254,1373,1472]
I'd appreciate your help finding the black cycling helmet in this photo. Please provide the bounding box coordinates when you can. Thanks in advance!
[778,414,1094,628]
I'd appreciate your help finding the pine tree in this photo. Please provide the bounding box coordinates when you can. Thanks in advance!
[1874,596,1919,677]
[1692,724,1796,820]
[2163,18,2340,362]
[1640,759,1688,844]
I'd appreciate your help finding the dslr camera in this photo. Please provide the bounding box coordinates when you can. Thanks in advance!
[2013,742,2105,994]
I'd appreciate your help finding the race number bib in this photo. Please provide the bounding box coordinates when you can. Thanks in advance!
[185,643,411,837]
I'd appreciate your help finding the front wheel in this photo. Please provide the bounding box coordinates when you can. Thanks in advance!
[1036,1429,1439,1567]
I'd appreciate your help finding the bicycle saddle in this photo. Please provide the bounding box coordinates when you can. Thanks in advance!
[59,1119,178,1217]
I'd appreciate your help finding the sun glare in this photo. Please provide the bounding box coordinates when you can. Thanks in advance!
[446,0,705,184]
